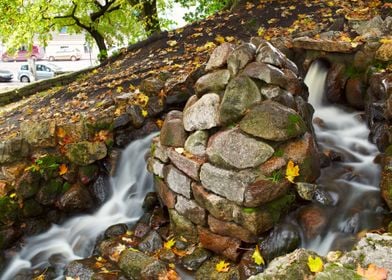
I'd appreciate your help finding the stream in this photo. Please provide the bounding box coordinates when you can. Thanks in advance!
[1,61,387,279]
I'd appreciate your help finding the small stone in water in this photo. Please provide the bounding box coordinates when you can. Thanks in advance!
[312,188,335,206]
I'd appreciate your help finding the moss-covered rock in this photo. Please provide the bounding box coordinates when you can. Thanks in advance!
[195,257,240,280]
[65,141,107,166]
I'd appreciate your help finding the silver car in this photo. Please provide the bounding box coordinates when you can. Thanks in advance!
[47,48,82,61]
[17,63,59,82]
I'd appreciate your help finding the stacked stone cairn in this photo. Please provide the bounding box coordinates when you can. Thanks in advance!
[147,40,321,261]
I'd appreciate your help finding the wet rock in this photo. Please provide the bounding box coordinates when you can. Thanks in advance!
[104,223,128,239]
[199,163,258,204]
[376,42,392,61]
[295,182,317,201]
[57,184,94,212]
[238,250,265,279]
[24,218,50,236]
[183,93,220,131]
[227,43,256,76]
[353,16,384,36]
[159,248,176,263]
[208,215,257,243]
[181,247,211,271]
[113,114,130,129]
[298,205,327,239]
[0,137,30,164]
[133,221,151,239]
[196,257,240,280]
[207,128,274,169]
[119,250,167,279]
[326,63,346,103]
[256,41,298,75]
[103,148,121,176]
[243,62,301,94]
[175,195,206,225]
[149,207,169,229]
[259,223,300,262]
[142,192,159,211]
[0,226,22,249]
[244,178,290,207]
[22,199,43,218]
[206,42,235,71]
[126,105,145,128]
[370,122,390,151]
[35,178,64,206]
[194,70,231,95]
[154,177,176,209]
[89,174,111,205]
[147,96,164,118]
[258,157,287,176]
[164,165,191,199]
[169,209,198,242]
[147,157,165,178]
[260,85,287,99]
[65,141,107,166]
[198,227,241,261]
[248,249,322,280]
[65,258,96,280]
[159,111,187,147]
[168,149,203,180]
[140,77,165,96]
[345,78,365,110]
[315,263,363,280]
[79,165,99,185]
[184,130,208,157]
[151,137,169,163]
[138,230,163,253]
[219,75,261,125]
[20,120,56,147]
[381,160,392,210]
[313,188,334,206]
[15,171,40,199]
[292,37,359,53]
[239,100,307,141]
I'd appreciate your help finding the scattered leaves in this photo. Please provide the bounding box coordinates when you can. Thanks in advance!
[215,35,225,44]
[215,260,230,272]
[307,256,324,273]
[166,40,177,47]
[164,238,176,250]
[252,245,265,265]
[285,160,300,183]
[357,263,388,280]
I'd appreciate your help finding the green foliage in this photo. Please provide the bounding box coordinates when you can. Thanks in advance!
[0,196,18,224]
[175,0,232,22]
[273,149,284,157]
[265,193,295,223]
[267,170,283,183]
[26,155,61,176]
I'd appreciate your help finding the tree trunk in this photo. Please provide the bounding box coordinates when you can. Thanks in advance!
[90,29,108,62]
[142,0,160,34]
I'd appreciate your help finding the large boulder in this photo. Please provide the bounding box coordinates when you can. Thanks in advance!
[227,43,256,76]
[65,141,107,166]
[184,130,209,157]
[163,165,192,199]
[57,184,94,211]
[208,215,257,243]
[376,42,392,61]
[183,93,220,132]
[159,110,187,147]
[244,178,291,207]
[175,195,206,225]
[206,128,274,169]
[194,70,231,95]
[292,37,359,53]
[219,75,261,125]
[239,100,307,141]
[20,120,56,147]
[0,137,30,164]
[169,209,198,242]
[205,42,235,71]
[154,177,176,209]
[326,63,346,103]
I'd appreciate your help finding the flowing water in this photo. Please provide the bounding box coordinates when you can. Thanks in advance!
[1,133,156,280]
[1,61,387,279]
[302,61,385,255]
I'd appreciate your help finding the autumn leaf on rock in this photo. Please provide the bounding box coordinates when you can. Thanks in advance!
[307,255,323,273]
[215,260,230,273]
[59,164,68,175]
[252,245,265,265]
[215,35,225,44]
[286,160,300,183]
[57,127,66,138]
[357,263,388,280]
[167,40,177,47]
[164,238,176,249]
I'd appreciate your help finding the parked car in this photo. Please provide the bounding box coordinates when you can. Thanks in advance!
[47,47,82,61]
[2,45,45,62]
[17,63,61,82]
[0,70,13,82]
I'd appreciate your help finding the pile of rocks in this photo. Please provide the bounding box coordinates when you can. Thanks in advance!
[148,40,321,261]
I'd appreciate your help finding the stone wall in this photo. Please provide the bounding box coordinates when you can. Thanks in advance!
[148,40,320,260]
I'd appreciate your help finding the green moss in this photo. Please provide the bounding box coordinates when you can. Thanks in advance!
[267,170,283,183]
[265,193,295,223]
[62,182,71,193]
[0,196,18,224]
[46,178,64,194]
[273,149,284,157]
[286,113,306,137]
[150,142,156,157]
[345,65,364,78]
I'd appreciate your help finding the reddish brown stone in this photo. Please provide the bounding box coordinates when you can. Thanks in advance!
[160,110,187,147]
[326,63,346,103]
[345,78,365,110]
[154,177,176,209]
[168,148,204,181]
[198,226,241,261]
[244,178,290,207]
[298,206,327,239]
[208,215,257,243]
[258,156,286,176]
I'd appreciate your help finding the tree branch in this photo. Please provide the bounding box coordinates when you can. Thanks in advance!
[90,0,120,22]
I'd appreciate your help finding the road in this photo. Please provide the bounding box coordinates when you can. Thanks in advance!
[0,58,98,92]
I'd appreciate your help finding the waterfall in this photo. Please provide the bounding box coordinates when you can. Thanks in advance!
[302,60,385,255]
[1,133,156,280]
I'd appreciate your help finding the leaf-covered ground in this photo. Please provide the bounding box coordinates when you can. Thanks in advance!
[0,0,390,140]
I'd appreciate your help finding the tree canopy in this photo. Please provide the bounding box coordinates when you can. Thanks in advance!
[0,0,234,61]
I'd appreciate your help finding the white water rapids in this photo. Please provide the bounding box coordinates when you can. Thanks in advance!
[1,61,387,279]
[1,133,156,280]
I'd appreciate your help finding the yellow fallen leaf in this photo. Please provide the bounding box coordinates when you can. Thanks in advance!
[164,238,176,249]
[357,263,388,280]
[307,255,323,273]
[286,160,300,183]
[141,109,148,117]
[257,27,265,36]
[59,164,68,175]
[225,36,235,42]
[215,35,225,44]
[57,127,66,138]
[215,260,230,272]
[252,245,265,265]
[167,40,177,47]
[380,38,392,44]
